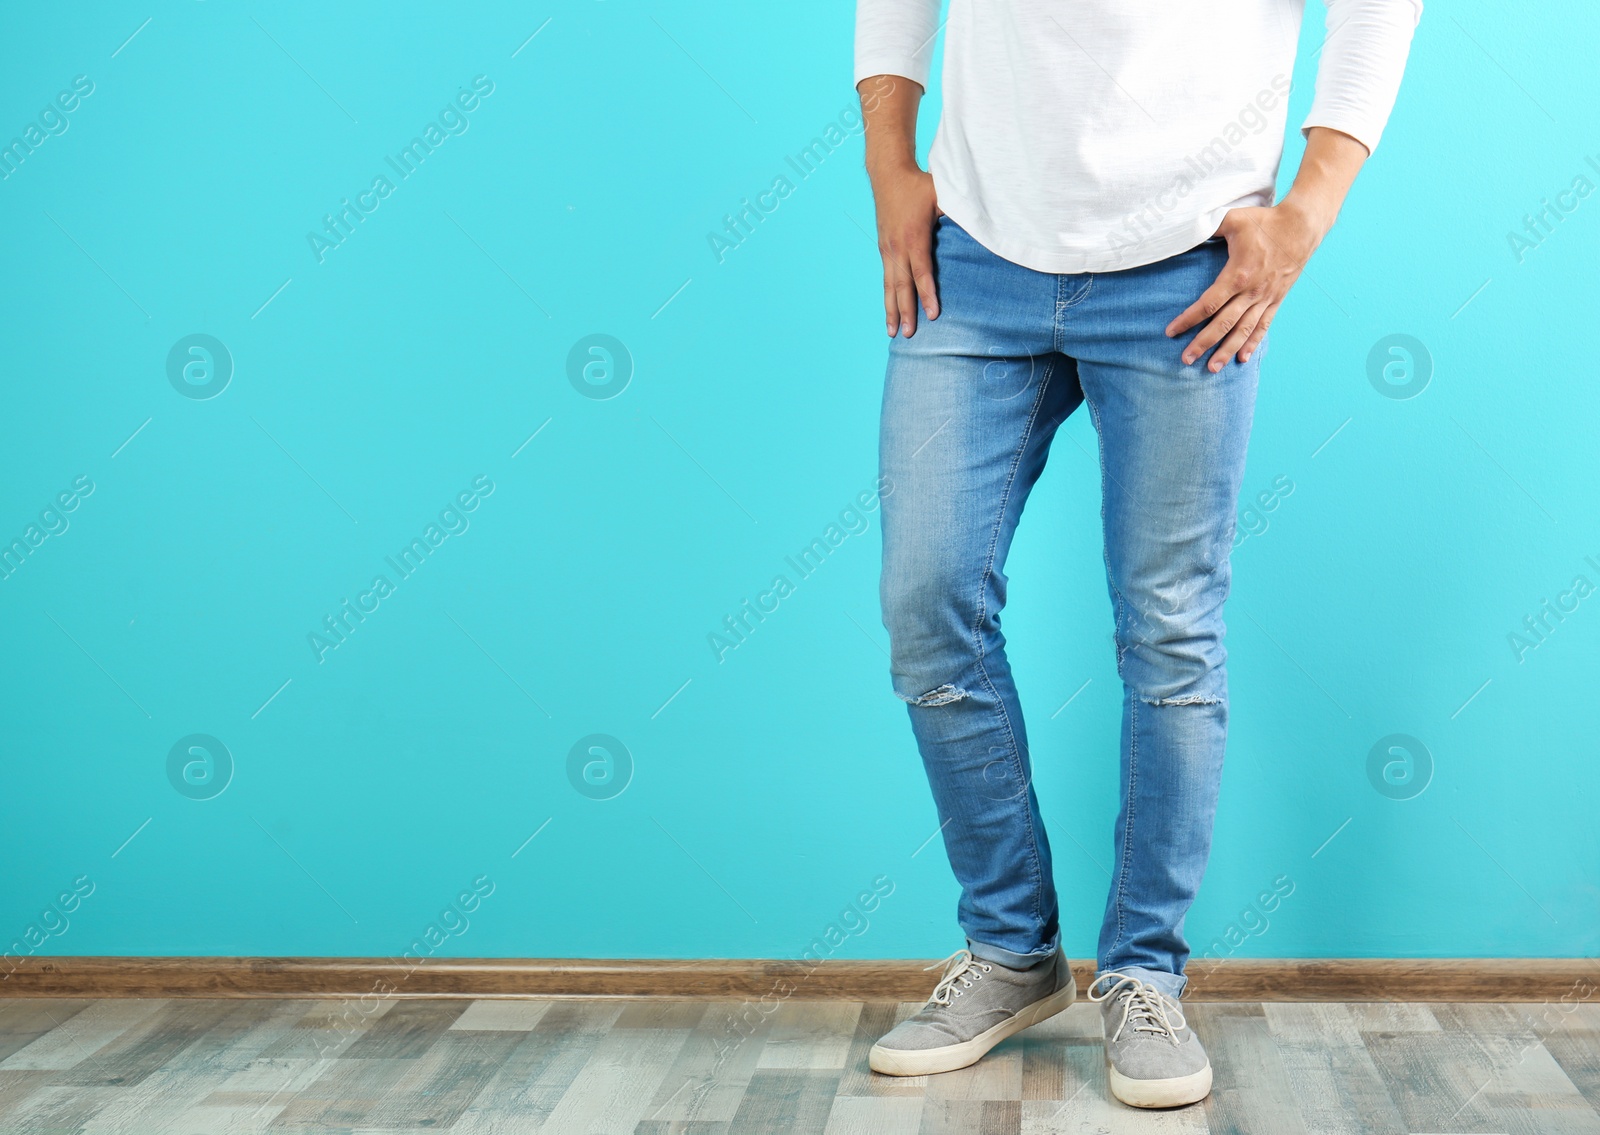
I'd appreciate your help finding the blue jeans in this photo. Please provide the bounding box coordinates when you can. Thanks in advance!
[878,217,1261,999]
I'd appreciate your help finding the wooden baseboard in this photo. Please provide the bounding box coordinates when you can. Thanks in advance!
[4,957,1597,1002]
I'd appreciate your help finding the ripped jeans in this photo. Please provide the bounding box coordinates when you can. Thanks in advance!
[878,217,1260,998]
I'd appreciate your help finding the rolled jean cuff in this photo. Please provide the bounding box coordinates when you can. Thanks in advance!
[966,934,1058,971]
[1093,965,1186,1000]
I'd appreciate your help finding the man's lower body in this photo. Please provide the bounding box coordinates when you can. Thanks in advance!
[872,216,1260,1104]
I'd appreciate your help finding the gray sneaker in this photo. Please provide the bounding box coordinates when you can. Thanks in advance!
[869,947,1076,1076]
[1089,972,1212,1108]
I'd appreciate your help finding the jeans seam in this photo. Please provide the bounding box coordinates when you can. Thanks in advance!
[1115,696,1138,959]
[1053,275,1094,354]
[971,357,1056,944]
[1082,389,1133,962]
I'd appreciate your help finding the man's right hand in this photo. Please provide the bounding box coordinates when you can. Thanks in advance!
[859,75,940,338]
[870,164,941,337]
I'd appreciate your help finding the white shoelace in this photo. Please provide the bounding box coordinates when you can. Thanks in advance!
[924,948,994,1006]
[1088,973,1187,1045]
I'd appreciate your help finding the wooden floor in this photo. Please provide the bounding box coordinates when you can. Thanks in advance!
[2,997,1598,1134]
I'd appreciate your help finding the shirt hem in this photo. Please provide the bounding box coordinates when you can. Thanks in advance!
[931,179,1250,274]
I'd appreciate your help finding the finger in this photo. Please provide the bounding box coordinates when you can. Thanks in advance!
[1167,249,1266,338]
[909,238,939,322]
[1181,292,1254,366]
[892,256,919,337]
[1167,275,1235,338]
[881,264,901,338]
[1239,306,1277,362]
[1211,301,1270,371]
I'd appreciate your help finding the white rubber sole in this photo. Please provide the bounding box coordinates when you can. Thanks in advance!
[1107,1061,1213,1108]
[868,978,1077,1077]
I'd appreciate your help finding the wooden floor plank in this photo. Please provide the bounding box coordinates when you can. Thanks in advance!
[1191,1003,1310,1135]
[1025,1002,1105,1042]
[0,998,168,1071]
[822,1093,924,1134]
[1344,1002,1441,1033]
[358,1029,525,1129]
[639,1002,775,1125]
[616,1001,711,1030]
[0,1069,52,1123]
[256,997,397,1060]
[450,999,553,1032]
[1020,1036,1109,1133]
[0,1083,123,1134]
[727,1069,841,1135]
[1543,1031,1600,1111]
[1263,1004,1407,1135]
[1429,1002,1600,1132]
[537,1014,695,1134]
[76,1000,303,1134]
[267,1056,417,1129]
[1361,1025,1503,1132]
[0,993,1594,1133]
[0,1001,92,1063]
[449,1002,622,1135]
[165,1100,289,1135]
[1542,1005,1600,1033]
[1021,1033,1068,1101]
[920,1098,1021,1134]
[923,1032,1023,1102]
[47,999,249,1087]
[337,999,469,1059]
[757,1002,862,1070]
[835,1003,928,1098]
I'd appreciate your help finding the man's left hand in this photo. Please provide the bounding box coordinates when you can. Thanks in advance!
[1166,203,1324,371]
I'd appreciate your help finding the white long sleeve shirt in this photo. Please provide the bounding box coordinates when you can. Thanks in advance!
[855,0,1420,272]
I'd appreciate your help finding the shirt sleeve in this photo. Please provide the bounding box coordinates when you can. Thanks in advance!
[1301,0,1422,155]
[854,0,942,91]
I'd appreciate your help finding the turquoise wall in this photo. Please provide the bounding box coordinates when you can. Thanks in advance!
[2,2,1596,968]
